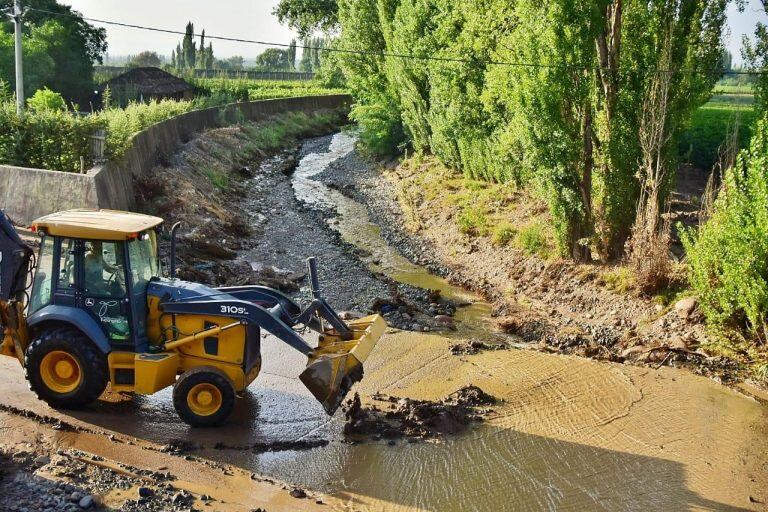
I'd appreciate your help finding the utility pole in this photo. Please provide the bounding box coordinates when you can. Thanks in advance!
[12,0,24,116]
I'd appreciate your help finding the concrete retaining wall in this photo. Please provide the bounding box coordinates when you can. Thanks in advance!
[0,95,351,225]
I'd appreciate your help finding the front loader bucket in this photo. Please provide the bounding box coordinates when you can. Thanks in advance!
[300,314,386,415]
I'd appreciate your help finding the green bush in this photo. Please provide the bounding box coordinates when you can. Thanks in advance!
[492,222,517,246]
[27,87,66,112]
[682,111,768,339]
[457,207,488,235]
[517,223,550,258]
[0,100,105,172]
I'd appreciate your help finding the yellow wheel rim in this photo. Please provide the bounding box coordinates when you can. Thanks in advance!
[187,383,222,417]
[40,351,82,394]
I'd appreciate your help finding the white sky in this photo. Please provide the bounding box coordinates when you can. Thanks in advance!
[62,0,297,60]
[64,0,767,64]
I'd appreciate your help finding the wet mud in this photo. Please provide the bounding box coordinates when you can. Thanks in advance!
[343,385,497,441]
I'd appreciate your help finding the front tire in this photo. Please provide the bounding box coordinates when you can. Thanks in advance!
[25,328,108,409]
[173,367,235,427]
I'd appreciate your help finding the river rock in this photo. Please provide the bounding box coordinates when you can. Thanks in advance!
[433,315,456,330]
[668,336,688,350]
[137,487,153,498]
[675,297,697,319]
[339,310,365,320]
[621,344,647,359]
[78,495,94,509]
[290,488,307,499]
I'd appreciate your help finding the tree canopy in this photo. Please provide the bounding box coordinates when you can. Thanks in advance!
[274,0,339,36]
[128,51,162,68]
[255,47,292,70]
[0,0,106,102]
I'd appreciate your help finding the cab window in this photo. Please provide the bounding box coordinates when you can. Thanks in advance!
[83,241,126,297]
[56,238,77,291]
[29,236,53,313]
[128,231,159,294]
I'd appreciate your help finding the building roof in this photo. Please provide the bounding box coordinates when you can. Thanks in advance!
[99,67,194,96]
[32,209,164,240]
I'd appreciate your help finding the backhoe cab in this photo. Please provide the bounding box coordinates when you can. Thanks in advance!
[0,209,384,426]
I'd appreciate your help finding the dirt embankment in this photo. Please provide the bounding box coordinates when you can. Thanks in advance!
[316,149,763,389]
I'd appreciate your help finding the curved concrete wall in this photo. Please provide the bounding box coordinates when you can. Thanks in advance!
[0,95,351,225]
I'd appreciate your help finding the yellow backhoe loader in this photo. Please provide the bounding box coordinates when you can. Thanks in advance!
[0,209,384,426]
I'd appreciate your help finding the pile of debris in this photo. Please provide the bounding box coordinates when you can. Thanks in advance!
[343,385,497,441]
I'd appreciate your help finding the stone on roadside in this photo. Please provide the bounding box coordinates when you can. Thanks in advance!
[433,315,456,330]
[674,297,697,320]
[33,455,50,466]
[137,487,153,498]
[621,345,647,359]
[290,488,307,499]
[78,495,94,509]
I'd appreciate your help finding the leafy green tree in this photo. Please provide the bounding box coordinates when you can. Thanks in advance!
[0,0,106,101]
[288,39,297,70]
[274,0,339,36]
[299,37,312,71]
[256,47,291,70]
[128,51,162,68]
[206,43,214,70]
[0,22,55,98]
[336,0,404,153]
[182,22,196,69]
[175,43,183,69]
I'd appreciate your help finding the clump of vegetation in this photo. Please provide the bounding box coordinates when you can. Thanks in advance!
[26,87,66,112]
[682,111,768,346]
[601,267,637,294]
[516,223,550,258]
[492,223,517,246]
[457,207,488,236]
[201,167,229,191]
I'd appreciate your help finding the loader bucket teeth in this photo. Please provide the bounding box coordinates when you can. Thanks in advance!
[299,314,386,415]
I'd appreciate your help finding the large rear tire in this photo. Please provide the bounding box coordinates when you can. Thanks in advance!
[173,367,235,427]
[25,328,109,409]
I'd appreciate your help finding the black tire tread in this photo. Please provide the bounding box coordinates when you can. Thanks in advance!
[25,327,108,409]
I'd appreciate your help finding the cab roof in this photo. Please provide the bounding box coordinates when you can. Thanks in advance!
[31,209,164,241]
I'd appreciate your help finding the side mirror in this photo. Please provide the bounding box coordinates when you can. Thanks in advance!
[169,222,181,279]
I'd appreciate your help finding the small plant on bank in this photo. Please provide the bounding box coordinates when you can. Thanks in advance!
[201,167,229,191]
[601,267,637,294]
[492,222,518,246]
[516,223,550,258]
[457,207,489,236]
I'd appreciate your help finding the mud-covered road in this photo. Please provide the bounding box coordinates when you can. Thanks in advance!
[2,131,767,511]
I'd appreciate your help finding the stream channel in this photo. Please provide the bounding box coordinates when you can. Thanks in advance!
[79,132,768,512]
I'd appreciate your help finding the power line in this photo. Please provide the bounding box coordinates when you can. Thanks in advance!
[24,6,767,76]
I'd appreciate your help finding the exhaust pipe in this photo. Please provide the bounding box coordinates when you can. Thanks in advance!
[169,221,181,279]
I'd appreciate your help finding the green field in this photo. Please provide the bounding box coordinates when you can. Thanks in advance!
[189,77,347,103]
[712,84,755,95]
[678,103,757,170]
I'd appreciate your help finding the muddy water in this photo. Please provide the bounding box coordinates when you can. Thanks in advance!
[15,133,765,511]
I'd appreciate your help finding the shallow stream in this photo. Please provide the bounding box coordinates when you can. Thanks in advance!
[63,132,767,511]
